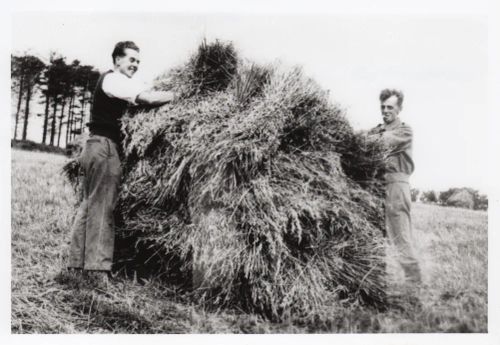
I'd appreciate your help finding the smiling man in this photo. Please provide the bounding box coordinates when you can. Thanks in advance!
[67,41,178,285]
[368,89,422,286]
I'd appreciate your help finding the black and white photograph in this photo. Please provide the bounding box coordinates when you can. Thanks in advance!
[5,0,500,343]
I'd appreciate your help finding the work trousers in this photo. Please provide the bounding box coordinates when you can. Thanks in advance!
[385,173,421,283]
[68,135,122,271]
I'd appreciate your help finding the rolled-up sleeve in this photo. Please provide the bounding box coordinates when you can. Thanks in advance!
[382,124,413,152]
[102,72,145,105]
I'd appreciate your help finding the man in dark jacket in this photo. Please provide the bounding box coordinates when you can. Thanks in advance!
[67,41,178,284]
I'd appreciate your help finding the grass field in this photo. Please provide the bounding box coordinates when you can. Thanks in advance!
[11,148,488,333]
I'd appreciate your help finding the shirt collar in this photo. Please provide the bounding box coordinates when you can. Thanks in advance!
[383,118,402,131]
[111,68,130,78]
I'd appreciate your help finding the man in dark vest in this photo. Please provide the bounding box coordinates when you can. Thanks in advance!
[368,89,422,285]
[67,41,178,284]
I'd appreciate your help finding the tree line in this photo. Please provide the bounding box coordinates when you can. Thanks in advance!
[11,53,100,147]
[411,187,488,211]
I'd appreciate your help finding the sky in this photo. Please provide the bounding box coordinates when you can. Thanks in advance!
[11,12,489,193]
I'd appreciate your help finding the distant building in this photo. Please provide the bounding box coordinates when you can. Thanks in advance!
[447,189,475,209]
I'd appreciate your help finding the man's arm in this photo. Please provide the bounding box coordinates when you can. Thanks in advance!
[381,124,412,151]
[135,90,177,106]
[102,72,179,107]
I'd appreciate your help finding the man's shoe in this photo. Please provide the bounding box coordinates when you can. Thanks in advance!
[402,264,422,285]
[86,270,111,289]
[67,267,83,274]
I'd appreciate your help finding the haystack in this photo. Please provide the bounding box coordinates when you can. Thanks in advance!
[65,40,390,320]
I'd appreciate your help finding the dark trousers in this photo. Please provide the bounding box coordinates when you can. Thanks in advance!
[68,135,122,271]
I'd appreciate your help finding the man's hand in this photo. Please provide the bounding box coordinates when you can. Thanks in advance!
[367,124,385,136]
[357,125,384,140]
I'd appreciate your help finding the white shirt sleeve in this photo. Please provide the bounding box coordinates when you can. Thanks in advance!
[101,72,145,105]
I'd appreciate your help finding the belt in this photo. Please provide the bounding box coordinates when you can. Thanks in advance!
[88,132,124,159]
[89,127,120,145]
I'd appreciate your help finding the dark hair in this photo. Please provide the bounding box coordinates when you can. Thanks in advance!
[112,41,140,63]
[379,88,404,108]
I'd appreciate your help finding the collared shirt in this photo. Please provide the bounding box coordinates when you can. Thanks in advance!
[101,70,145,105]
[369,118,414,175]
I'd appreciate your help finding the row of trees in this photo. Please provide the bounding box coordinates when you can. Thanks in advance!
[411,187,488,211]
[11,53,100,147]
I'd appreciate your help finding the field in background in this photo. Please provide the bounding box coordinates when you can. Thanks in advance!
[11,149,488,333]
[11,139,67,155]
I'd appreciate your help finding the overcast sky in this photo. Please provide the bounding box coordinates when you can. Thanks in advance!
[12,13,488,193]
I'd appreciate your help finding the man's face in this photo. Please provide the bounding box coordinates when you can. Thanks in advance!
[115,48,140,78]
[380,95,401,125]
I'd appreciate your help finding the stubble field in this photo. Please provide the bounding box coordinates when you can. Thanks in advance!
[11,148,488,333]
